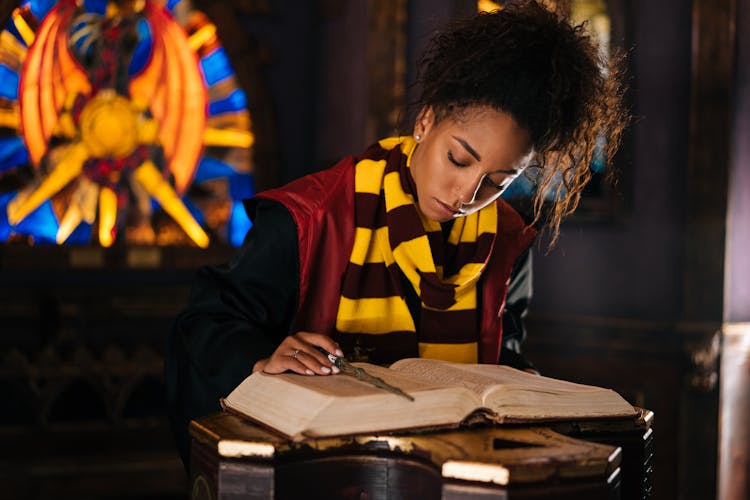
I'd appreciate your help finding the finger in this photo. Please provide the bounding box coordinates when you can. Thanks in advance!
[271,342,333,375]
[263,353,315,376]
[292,350,335,375]
[296,332,344,357]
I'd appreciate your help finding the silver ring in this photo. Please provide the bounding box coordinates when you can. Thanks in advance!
[291,348,300,359]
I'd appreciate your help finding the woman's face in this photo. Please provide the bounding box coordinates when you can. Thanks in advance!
[410,106,533,222]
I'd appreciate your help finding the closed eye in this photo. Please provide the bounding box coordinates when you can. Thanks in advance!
[448,151,468,167]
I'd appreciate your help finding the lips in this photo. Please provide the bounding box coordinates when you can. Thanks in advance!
[435,198,464,217]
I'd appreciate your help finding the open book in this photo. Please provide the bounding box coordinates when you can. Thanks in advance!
[221,358,637,441]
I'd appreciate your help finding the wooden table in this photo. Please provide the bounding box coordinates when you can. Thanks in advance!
[188,411,653,499]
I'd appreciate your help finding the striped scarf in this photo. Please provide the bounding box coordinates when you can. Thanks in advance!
[335,136,498,364]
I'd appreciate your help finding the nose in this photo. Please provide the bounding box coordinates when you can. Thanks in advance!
[457,172,486,206]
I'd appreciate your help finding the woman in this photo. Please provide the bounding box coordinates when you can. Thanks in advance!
[166,1,627,466]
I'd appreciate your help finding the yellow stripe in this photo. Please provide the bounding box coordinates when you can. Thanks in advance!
[419,342,478,363]
[351,227,394,265]
[446,216,464,245]
[447,263,484,287]
[378,136,404,150]
[477,202,498,235]
[392,235,435,274]
[400,136,418,165]
[383,170,413,211]
[336,297,415,334]
[459,213,478,243]
[374,227,395,265]
[355,159,387,194]
[417,207,441,233]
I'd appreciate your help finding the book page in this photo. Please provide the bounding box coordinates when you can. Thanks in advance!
[391,358,617,398]
[390,358,635,420]
[389,358,514,397]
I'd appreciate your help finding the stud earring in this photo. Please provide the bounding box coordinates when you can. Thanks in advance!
[414,134,421,142]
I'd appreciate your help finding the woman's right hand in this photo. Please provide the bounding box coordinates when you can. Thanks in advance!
[252,331,344,376]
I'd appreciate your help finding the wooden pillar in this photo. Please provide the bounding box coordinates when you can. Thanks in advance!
[718,0,750,496]
[683,0,735,498]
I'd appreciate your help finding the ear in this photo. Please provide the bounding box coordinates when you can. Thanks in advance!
[413,106,436,139]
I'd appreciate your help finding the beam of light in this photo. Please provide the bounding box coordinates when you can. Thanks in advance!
[202,127,254,148]
[187,23,215,52]
[12,9,35,46]
[0,105,20,130]
[477,0,503,12]
[6,141,88,224]
[98,185,117,247]
[56,177,99,244]
[132,160,209,248]
[1,31,28,61]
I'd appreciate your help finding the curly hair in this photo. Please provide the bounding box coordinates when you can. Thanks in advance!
[414,0,628,245]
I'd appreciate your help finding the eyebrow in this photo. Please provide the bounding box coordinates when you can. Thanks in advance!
[452,136,481,161]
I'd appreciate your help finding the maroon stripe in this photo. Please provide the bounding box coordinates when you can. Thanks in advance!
[333,331,419,365]
[386,204,425,248]
[355,192,385,228]
[425,230,445,267]
[419,272,457,309]
[360,142,390,160]
[383,151,405,174]
[443,233,494,276]
[419,309,479,343]
[340,262,403,298]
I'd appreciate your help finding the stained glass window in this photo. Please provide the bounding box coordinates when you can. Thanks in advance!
[0,0,255,247]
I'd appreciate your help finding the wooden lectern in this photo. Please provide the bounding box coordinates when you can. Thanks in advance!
[189,410,653,499]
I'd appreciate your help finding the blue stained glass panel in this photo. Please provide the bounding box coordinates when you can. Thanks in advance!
[208,89,247,116]
[0,137,30,172]
[128,18,152,76]
[14,199,58,243]
[0,64,19,99]
[194,157,237,183]
[65,221,93,244]
[166,0,183,12]
[83,0,108,15]
[229,173,254,201]
[0,192,15,241]
[181,196,205,226]
[228,200,252,247]
[200,48,233,86]
[29,0,57,21]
